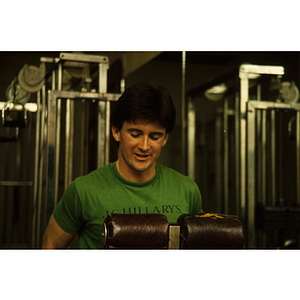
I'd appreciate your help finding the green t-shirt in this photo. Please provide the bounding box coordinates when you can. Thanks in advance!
[53,162,202,249]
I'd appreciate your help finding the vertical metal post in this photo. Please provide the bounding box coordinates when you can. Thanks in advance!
[47,91,57,222]
[223,97,229,214]
[97,63,109,168]
[187,96,196,180]
[64,99,74,189]
[235,92,240,217]
[54,63,62,207]
[215,112,223,213]
[36,84,46,248]
[247,102,256,248]
[239,72,248,228]
[270,110,276,205]
[261,110,267,204]
[297,111,300,205]
[105,101,111,166]
[31,90,41,248]
[181,51,187,175]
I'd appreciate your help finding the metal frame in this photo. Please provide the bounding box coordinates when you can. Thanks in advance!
[46,90,120,208]
[239,65,284,248]
[246,100,300,248]
[30,53,121,248]
[186,64,290,248]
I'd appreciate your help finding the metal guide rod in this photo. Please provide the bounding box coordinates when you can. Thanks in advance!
[64,99,74,190]
[54,63,62,207]
[97,101,106,168]
[215,113,223,213]
[270,110,276,206]
[261,110,267,204]
[187,97,196,180]
[223,97,229,214]
[31,89,41,248]
[105,101,111,166]
[235,92,240,216]
[297,111,300,205]
[36,84,46,248]
[98,62,110,168]
[239,74,248,228]
[247,101,256,248]
[47,89,58,216]
[181,51,186,175]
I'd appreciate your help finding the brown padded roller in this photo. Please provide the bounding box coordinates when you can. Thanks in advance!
[103,214,170,249]
[177,213,245,249]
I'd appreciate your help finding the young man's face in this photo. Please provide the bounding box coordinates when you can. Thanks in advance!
[112,120,169,182]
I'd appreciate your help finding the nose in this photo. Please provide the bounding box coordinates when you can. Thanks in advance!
[138,136,150,151]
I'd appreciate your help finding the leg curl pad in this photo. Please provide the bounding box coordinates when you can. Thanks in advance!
[177,213,245,249]
[102,214,170,249]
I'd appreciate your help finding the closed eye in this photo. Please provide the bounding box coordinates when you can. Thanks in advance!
[149,135,160,140]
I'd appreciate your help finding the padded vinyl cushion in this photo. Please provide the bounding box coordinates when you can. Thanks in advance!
[103,214,170,249]
[177,213,245,249]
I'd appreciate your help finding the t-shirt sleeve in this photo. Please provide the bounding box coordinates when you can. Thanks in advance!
[52,180,84,234]
[190,182,203,213]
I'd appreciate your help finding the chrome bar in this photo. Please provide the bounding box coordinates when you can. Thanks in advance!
[235,92,240,217]
[187,97,196,181]
[239,73,248,228]
[97,101,106,168]
[181,51,187,175]
[47,90,58,218]
[261,110,267,204]
[64,99,71,190]
[223,97,229,214]
[271,110,276,206]
[215,112,223,213]
[31,89,41,248]
[36,84,46,248]
[54,63,62,207]
[97,62,109,168]
[168,225,181,249]
[105,101,111,166]
[297,111,300,205]
[247,101,256,248]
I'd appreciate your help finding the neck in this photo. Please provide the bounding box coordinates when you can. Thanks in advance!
[116,160,155,182]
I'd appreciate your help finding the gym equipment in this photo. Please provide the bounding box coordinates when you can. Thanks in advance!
[102,213,245,249]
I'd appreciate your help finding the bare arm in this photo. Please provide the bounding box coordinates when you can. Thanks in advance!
[42,214,76,249]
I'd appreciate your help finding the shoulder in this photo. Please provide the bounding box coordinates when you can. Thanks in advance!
[158,164,197,186]
[77,163,115,181]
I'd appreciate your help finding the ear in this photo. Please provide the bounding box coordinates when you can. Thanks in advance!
[111,126,121,142]
[162,133,169,147]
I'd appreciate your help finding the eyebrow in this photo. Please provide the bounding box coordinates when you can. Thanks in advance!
[127,128,164,136]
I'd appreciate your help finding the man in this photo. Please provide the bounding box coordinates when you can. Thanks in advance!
[42,82,202,249]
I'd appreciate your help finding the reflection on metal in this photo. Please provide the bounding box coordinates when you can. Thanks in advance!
[168,225,181,249]
[0,102,38,112]
[187,97,195,180]
[204,83,227,101]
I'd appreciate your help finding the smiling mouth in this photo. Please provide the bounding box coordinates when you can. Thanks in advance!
[134,153,149,160]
